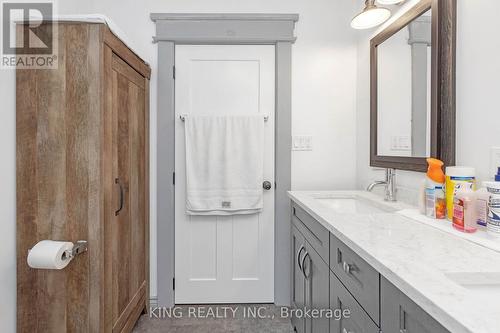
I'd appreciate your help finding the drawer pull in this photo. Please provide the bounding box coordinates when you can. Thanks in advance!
[400,330,407,333]
[297,245,306,270]
[342,261,357,275]
[301,252,311,279]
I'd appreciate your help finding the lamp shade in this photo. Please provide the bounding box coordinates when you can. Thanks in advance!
[377,0,405,5]
[351,0,391,30]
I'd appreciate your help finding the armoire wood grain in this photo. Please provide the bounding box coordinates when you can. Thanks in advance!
[16,22,150,333]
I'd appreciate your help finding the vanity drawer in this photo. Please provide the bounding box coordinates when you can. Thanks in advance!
[330,272,379,333]
[381,277,449,333]
[292,204,329,264]
[330,233,380,325]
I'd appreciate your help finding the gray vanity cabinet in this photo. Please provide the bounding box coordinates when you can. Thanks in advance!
[292,205,330,262]
[291,205,329,333]
[292,225,306,333]
[330,272,379,333]
[290,199,449,333]
[303,241,330,333]
[330,234,380,325]
[380,277,449,333]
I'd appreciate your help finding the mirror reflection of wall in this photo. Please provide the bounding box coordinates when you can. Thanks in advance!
[377,9,432,158]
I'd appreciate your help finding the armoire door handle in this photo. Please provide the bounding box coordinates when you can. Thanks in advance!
[115,178,124,216]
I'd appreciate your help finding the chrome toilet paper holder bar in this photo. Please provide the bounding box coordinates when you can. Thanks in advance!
[62,240,88,260]
[72,240,88,257]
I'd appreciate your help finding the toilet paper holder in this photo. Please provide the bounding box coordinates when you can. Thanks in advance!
[62,240,88,260]
[27,240,89,270]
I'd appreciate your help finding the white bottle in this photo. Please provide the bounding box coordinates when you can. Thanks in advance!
[484,181,500,237]
[475,185,490,228]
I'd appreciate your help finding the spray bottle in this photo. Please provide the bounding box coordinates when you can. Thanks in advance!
[425,158,446,219]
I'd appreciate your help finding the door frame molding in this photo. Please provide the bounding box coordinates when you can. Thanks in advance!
[151,13,298,307]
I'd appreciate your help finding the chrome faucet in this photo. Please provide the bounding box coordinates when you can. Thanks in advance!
[367,168,397,202]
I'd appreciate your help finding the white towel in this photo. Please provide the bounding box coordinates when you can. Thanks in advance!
[184,115,265,215]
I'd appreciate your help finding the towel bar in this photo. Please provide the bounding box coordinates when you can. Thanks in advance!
[179,114,269,122]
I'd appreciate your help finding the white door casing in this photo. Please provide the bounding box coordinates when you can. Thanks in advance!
[174,45,275,303]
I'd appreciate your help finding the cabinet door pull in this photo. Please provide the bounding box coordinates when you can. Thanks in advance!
[399,307,408,333]
[342,261,357,275]
[297,245,306,270]
[301,252,311,279]
[115,178,124,216]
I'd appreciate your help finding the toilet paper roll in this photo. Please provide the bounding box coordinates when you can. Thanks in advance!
[27,240,74,270]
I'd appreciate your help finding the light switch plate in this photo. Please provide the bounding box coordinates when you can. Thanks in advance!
[292,136,313,151]
[490,147,500,176]
[390,136,411,151]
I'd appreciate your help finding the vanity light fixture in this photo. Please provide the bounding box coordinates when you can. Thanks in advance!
[377,0,406,5]
[351,0,391,30]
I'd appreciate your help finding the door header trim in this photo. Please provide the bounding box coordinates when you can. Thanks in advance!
[150,13,299,22]
[150,13,299,44]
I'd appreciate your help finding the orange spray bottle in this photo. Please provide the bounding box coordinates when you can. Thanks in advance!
[425,158,446,219]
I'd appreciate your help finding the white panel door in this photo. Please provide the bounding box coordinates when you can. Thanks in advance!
[174,45,275,303]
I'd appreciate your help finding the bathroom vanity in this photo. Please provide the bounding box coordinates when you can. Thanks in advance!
[289,191,500,333]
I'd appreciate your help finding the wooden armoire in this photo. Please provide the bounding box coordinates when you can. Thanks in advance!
[16,22,150,332]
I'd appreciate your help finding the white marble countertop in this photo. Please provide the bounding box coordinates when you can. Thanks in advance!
[288,190,500,333]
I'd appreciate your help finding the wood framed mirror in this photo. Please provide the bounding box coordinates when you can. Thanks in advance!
[370,0,456,172]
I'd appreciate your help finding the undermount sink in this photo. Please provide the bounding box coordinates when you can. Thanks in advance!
[314,196,395,214]
[445,272,500,299]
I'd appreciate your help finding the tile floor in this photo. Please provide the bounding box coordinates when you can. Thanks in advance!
[133,304,295,333]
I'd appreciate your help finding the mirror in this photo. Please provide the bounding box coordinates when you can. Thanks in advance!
[377,9,431,158]
[370,0,456,172]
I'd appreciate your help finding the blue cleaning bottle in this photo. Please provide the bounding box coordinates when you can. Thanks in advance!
[485,168,500,237]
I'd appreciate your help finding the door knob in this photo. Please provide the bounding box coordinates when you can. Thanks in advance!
[263,181,272,190]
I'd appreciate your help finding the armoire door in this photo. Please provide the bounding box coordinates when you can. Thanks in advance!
[107,51,147,333]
